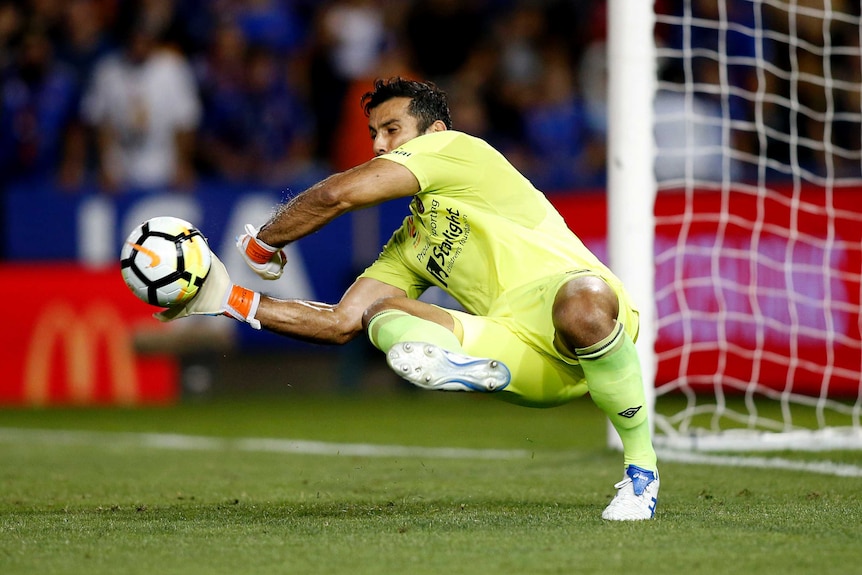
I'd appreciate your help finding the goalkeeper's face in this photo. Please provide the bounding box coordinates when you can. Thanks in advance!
[368,97,444,156]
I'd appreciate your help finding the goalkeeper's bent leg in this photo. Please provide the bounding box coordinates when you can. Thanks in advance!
[366,309,465,354]
[367,310,510,392]
[577,321,657,472]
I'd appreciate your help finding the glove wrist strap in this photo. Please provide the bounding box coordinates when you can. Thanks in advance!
[244,237,278,265]
[224,285,262,330]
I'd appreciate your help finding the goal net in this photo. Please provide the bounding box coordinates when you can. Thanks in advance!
[615,0,862,451]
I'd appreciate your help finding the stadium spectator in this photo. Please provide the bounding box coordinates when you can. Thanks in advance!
[444,37,527,164]
[17,0,66,44]
[0,1,22,70]
[576,0,609,153]
[520,41,605,190]
[653,71,727,183]
[329,34,416,172]
[197,38,323,188]
[0,25,81,188]
[830,28,862,180]
[55,0,112,94]
[578,37,609,165]
[79,7,201,192]
[495,1,545,94]
[193,19,247,180]
[231,0,309,55]
[655,0,757,182]
[761,0,862,180]
[403,0,483,85]
[304,0,393,165]
[474,2,546,181]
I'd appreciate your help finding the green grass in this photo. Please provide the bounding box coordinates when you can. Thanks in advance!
[1,392,860,575]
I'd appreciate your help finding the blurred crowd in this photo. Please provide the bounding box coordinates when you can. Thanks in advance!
[1,0,859,197]
[0,0,613,195]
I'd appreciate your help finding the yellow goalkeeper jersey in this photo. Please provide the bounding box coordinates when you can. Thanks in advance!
[361,130,622,317]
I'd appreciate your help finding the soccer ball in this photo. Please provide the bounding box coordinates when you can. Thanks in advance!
[120,216,212,308]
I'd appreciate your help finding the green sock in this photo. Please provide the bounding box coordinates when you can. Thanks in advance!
[367,310,465,354]
[576,322,657,471]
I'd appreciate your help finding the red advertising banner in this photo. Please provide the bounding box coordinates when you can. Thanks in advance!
[651,185,862,396]
[0,264,179,406]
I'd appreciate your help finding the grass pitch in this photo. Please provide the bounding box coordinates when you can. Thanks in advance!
[1,391,860,575]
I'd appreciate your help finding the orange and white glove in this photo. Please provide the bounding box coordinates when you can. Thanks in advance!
[221,284,261,330]
[154,252,262,329]
[236,224,287,280]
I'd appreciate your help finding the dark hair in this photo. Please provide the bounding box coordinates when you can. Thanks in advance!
[361,77,453,131]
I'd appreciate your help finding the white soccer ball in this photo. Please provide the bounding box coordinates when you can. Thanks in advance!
[120,216,212,308]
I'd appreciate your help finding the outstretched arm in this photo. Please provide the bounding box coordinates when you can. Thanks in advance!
[170,158,417,341]
[257,158,419,248]
[158,255,407,346]
[254,277,406,344]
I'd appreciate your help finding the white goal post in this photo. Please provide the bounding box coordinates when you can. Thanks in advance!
[607,0,862,451]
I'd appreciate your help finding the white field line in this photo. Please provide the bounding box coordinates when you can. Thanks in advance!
[657,448,862,478]
[0,427,531,460]
[1,428,861,477]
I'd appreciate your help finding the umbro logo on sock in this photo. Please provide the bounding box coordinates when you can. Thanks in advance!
[618,406,642,418]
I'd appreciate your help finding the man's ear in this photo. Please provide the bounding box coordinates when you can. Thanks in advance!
[428,120,448,133]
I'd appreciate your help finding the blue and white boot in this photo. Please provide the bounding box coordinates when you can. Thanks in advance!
[602,465,659,520]
[386,342,511,392]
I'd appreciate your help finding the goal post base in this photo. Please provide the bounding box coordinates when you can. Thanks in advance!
[653,426,862,452]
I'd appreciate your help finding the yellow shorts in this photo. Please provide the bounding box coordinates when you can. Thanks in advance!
[446,270,640,408]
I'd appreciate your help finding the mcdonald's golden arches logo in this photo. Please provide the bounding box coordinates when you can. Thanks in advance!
[24,302,139,405]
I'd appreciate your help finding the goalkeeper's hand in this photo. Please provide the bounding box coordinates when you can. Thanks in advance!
[154,252,262,329]
[236,224,287,280]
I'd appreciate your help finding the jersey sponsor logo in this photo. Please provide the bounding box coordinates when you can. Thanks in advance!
[424,200,470,287]
[426,253,449,286]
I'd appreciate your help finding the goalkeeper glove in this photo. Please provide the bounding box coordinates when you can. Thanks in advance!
[154,252,262,329]
[236,223,287,280]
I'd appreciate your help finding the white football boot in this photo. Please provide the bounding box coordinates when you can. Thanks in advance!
[386,342,511,392]
[602,465,659,520]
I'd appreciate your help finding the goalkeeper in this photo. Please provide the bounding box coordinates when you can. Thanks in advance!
[163,77,659,521]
